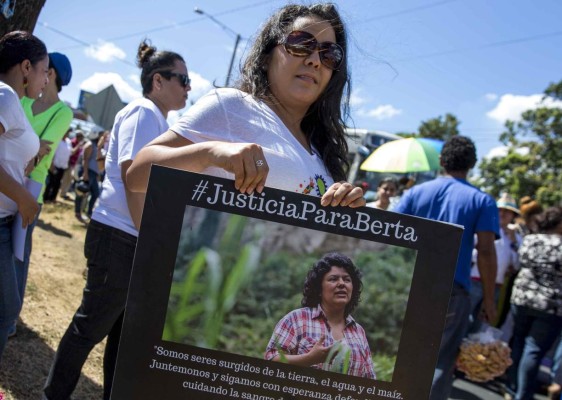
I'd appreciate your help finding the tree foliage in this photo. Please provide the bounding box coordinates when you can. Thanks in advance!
[0,0,46,37]
[477,80,562,206]
[418,113,460,141]
[395,113,460,140]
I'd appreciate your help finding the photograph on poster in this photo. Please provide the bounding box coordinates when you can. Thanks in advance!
[111,167,463,400]
[163,208,416,382]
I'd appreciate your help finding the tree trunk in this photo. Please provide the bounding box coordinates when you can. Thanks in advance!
[0,0,47,38]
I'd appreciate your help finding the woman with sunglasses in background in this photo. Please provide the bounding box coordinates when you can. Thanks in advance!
[0,31,48,362]
[43,39,191,400]
[128,3,365,209]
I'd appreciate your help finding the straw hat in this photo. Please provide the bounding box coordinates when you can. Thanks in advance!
[496,193,520,215]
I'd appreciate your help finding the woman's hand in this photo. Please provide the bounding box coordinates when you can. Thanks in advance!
[24,140,54,176]
[37,139,53,159]
[17,190,40,228]
[305,335,333,365]
[208,142,269,194]
[321,181,366,208]
[24,159,36,176]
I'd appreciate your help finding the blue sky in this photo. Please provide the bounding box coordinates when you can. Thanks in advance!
[34,0,562,161]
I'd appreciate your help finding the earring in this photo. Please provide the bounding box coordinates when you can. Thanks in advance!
[23,76,28,89]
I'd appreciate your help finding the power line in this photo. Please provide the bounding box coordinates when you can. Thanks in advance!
[40,1,268,52]
[106,0,270,42]
[481,30,562,49]
[359,0,458,23]
[38,22,91,48]
[37,21,136,67]
[395,30,562,62]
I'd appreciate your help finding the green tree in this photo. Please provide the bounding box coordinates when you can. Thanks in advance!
[477,80,562,206]
[395,131,417,138]
[418,113,460,140]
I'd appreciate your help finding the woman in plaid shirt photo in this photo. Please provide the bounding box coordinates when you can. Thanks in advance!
[264,252,376,379]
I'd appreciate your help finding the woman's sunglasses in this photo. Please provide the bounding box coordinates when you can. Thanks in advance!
[281,30,344,71]
[159,71,191,88]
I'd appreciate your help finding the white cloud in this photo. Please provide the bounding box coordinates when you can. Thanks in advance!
[187,71,213,103]
[84,40,126,63]
[80,72,141,102]
[484,145,530,159]
[487,93,562,123]
[128,74,140,85]
[350,89,368,107]
[484,93,498,101]
[364,104,403,120]
[485,146,508,159]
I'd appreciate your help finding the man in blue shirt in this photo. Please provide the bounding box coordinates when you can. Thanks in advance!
[395,136,499,400]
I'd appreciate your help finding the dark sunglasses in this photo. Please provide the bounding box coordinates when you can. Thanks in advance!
[281,30,344,70]
[159,71,191,88]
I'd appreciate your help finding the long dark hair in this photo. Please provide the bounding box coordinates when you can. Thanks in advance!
[0,31,47,73]
[301,252,362,317]
[237,3,351,182]
[137,39,185,96]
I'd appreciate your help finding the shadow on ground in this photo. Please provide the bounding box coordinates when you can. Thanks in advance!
[36,219,73,238]
[0,322,102,399]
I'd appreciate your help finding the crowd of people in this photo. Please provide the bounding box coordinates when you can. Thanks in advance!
[0,3,560,400]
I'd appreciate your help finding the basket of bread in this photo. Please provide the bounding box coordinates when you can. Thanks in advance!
[456,324,512,382]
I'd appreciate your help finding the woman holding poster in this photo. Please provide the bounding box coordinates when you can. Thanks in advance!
[128,3,365,208]
[264,252,376,379]
[44,39,191,400]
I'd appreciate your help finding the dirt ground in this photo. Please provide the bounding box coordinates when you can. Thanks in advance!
[0,199,104,399]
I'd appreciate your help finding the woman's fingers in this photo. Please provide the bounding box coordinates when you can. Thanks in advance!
[346,195,367,208]
[321,182,365,208]
[38,139,53,157]
[246,155,269,194]
[240,154,259,193]
[215,143,269,193]
[344,187,367,208]
[19,198,39,228]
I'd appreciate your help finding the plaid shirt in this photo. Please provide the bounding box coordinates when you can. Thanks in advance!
[264,305,376,379]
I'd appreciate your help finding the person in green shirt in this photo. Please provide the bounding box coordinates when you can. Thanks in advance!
[10,52,73,337]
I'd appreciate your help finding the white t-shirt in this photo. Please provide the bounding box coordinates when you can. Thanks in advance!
[171,88,334,196]
[52,138,72,169]
[471,227,522,284]
[92,97,168,236]
[0,82,40,217]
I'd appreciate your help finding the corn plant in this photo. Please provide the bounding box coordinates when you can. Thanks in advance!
[164,214,262,348]
[324,341,352,375]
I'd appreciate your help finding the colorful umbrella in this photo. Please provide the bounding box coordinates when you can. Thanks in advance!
[360,138,443,173]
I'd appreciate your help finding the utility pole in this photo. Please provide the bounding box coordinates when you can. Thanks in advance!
[194,7,241,87]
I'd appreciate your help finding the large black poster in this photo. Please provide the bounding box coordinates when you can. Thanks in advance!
[111,166,463,400]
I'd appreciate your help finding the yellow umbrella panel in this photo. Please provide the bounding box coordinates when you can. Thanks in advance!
[360,138,442,173]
